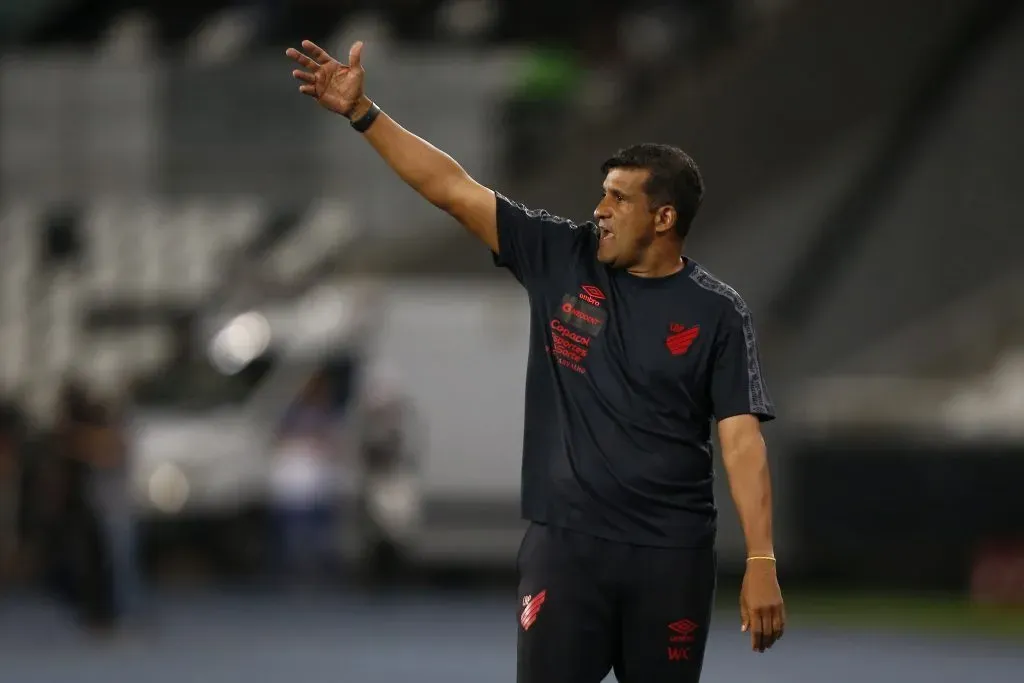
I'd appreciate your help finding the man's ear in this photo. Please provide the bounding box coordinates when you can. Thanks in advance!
[654,205,677,236]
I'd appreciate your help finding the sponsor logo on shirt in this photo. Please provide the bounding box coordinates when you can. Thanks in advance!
[547,288,609,375]
[560,294,606,336]
[579,284,605,307]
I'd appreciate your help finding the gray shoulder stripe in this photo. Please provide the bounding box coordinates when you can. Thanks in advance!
[495,191,581,230]
[688,266,771,415]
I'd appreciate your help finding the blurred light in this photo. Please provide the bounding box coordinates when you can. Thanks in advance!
[332,12,394,57]
[208,311,271,374]
[366,362,403,408]
[942,348,1024,437]
[291,287,353,353]
[149,462,190,514]
[437,0,496,41]
[190,8,259,64]
[99,10,154,61]
[368,474,421,539]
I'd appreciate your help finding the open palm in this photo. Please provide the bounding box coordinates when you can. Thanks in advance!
[286,40,365,117]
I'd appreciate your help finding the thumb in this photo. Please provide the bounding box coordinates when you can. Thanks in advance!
[349,41,364,68]
[740,599,750,632]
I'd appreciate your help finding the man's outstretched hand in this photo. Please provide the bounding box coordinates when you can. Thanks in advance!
[286,40,369,119]
[740,559,785,653]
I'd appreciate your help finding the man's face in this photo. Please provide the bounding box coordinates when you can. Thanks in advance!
[593,167,660,268]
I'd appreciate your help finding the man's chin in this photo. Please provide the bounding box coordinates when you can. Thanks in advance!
[596,247,617,265]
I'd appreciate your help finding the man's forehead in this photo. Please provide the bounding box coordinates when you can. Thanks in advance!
[603,167,650,191]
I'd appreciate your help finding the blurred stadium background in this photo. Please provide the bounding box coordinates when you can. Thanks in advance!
[0,0,1022,680]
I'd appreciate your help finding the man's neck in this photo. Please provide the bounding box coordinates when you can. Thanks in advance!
[627,251,686,279]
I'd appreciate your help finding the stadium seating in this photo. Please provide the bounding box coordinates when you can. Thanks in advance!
[0,196,354,421]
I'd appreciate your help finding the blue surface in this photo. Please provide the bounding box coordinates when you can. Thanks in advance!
[1,590,1021,683]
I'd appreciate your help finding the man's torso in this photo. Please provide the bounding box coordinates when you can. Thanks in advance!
[519,235,730,547]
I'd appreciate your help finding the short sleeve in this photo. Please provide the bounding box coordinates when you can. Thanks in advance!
[710,303,775,422]
[492,191,591,288]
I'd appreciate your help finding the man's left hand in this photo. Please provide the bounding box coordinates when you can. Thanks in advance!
[740,559,785,652]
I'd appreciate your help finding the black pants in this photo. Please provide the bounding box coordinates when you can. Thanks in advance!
[517,523,716,683]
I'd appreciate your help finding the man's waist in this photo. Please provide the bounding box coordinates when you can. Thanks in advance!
[551,468,715,509]
[524,497,716,549]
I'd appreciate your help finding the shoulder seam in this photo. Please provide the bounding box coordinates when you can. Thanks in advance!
[495,191,582,230]
[688,265,772,416]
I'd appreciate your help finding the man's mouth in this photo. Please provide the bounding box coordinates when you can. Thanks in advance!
[599,227,614,242]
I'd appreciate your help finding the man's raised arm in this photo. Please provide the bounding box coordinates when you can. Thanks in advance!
[287,40,498,253]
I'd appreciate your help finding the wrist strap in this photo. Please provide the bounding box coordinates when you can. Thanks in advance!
[351,101,381,133]
[747,555,776,562]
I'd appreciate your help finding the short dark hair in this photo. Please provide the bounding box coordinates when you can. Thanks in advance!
[600,143,704,239]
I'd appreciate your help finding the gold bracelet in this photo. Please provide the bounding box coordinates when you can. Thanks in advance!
[747,555,776,562]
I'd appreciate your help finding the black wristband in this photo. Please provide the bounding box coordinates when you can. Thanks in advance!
[350,101,381,133]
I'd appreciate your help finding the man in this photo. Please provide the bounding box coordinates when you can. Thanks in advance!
[269,372,341,584]
[0,402,23,589]
[53,382,117,632]
[287,40,784,682]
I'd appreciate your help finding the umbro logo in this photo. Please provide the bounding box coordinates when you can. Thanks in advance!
[668,619,699,636]
[579,284,605,307]
[667,618,699,648]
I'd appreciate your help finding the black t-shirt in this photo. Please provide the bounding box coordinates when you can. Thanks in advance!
[492,192,775,548]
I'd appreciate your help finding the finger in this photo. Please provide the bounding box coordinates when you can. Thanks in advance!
[349,40,363,69]
[740,601,749,633]
[761,610,774,651]
[752,610,766,652]
[762,612,777,650]
[302,40,333,65]
[286,48,319,70]
[771,605,784,644]
[299,84,317,97]
[292,70,316,84]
